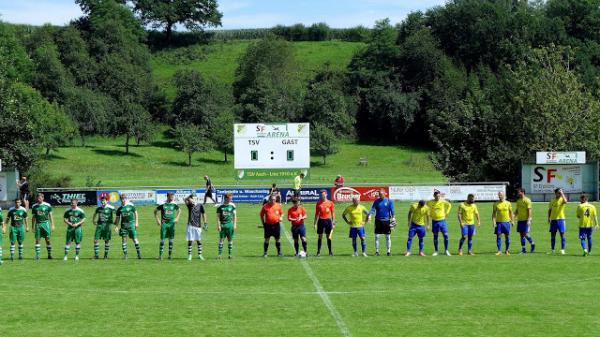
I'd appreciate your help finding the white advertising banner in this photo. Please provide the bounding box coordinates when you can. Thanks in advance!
[536,151,586,164]
[389,185,506,201]
[234,123,310,169]
[0,172,7,201]
[530,165,582,193]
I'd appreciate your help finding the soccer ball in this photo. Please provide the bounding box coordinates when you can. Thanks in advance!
[298,251,307,258]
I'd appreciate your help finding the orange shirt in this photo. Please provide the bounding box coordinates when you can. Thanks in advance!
[288,206,307,226]
[315,200,335,220]
[260,203,283,225]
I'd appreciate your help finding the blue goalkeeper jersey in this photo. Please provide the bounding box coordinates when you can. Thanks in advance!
[370,198,395,220]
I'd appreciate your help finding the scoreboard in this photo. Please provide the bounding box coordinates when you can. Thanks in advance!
[234,123,310,171]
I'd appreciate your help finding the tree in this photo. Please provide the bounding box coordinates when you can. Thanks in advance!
[304,77,354,139]
[310,123,339,165]
[211,109,235,162]
[233,36,303,122]
[173,124,211,166]
[63,87,112,146]
[30,42,74,103]
[132,0,222,42]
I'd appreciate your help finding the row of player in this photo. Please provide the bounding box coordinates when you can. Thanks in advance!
[0,187,596,263]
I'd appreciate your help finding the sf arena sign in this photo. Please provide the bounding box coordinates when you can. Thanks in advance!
[536,151,586,165]
[389,185,506,201]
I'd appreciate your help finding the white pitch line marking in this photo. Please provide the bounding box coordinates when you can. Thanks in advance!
[282,227,352,337]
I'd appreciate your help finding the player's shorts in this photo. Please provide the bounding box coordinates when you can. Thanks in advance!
[160,222,176,240]
[431,220,448,234]
[293,189,301,198]
[35,221,52,240]
[517,221,530,233]
[291,224,306,239]
[119,224,138,240]
[94,224,112,241]
[495,222,511,235]
[579,227,593,239]
[549,219,566,233]
[349,227,366,239]
[9,225,25,243]
[263,223,281,239]
[408,224,426,238]
[205,189,214,198]
[317,219,333,235]
[186,225,202,241]
[461,224,475,237]
[66,226,83,244]
[374,219,391,235]
[219,223,234,241]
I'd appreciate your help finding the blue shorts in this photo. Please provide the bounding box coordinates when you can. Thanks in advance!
[549,219,566,233]
[579,227,593,239]
[349,227,366,239]
[432,220,448,234]
[495,222,511,235]
[517,221,530,233]
[263,223,281,239]
[408,224,426,239]
[461,224,475,237]
[291,224,306,239]
[317,219,333,235]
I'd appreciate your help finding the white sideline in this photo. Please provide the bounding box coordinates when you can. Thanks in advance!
[282,227,352,337]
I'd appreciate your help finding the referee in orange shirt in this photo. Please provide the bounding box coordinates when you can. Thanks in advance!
[260,194,284,257]
[314,190,336,257]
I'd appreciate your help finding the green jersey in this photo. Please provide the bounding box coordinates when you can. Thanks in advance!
[217,203,236,225]
[156,202,179,224]
[8,206,28,226]
[0,207,3,224]
[95,205,115,225]
[117,202,137,226]
[32,202,52,223]
[64,207,85,227]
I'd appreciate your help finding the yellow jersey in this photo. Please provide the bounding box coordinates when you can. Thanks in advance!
[549,197,567,220]
[493,200,512,223]
[459,202,479,225]
[426,199,452,221]
[342,204,368,228]
[577,202,597,228]
[515,197,532,222]
[410,203,429,226]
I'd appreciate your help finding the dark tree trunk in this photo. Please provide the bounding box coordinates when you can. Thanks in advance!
[188,152,192,166]
[81,134,86,147]
[125,134,130,154]
[45,147,51,158]
[224,150,228,163]
[166,22,173,43]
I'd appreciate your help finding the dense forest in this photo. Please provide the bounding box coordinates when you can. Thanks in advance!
[2,0,600,186]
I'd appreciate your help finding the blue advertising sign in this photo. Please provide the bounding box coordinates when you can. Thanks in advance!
[215,188,271,204]
[96,190,156,207]
[155,189,207,205]
[280,188,331,203]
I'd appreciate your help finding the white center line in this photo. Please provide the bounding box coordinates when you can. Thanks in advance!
[283,227,352,337]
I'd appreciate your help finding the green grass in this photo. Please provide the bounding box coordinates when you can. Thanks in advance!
[152,40,365,98]
[2,201,600,336]
[41,134,444,187]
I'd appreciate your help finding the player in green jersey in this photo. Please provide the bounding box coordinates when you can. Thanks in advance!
[154,192,181,260]
[93,196,116,259]
[5,199,29,260]
[63,199,85,261]
[216,193,237,259]
[31,193,55,260]
[115,194,142,259]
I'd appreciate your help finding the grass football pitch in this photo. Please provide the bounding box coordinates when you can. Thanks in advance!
[2,201,600,337]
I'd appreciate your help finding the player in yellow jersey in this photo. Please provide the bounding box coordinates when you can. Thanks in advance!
[492,192,513,256]
[427,191,452,256]
[515,188,536,254]
[342,196,370,257]
[576,194,598,256]
[458,194,480,255]
[405,200,430,256]
[548,188,568,255]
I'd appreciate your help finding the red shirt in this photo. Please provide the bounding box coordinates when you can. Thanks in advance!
[315,200,335,220]
[288,206,306,226]
[260,203,283,225]
[334,176,345,187]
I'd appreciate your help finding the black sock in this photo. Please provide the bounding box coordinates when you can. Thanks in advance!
[263,242,269,254]
[317,238,322,253]
[276,242,281,254]
[294,241,299,254]
[302,241,307,253]
[327,239,332,254]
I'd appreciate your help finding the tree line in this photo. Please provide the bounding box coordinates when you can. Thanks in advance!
[3,0,600,187]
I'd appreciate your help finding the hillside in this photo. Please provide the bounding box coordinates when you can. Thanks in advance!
[152,40,365,98]
[40,133,444,187]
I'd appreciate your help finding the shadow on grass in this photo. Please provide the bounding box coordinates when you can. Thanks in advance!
[310,160,326,167]
[150,140,174,149]
[197,157,229,165]
[165,161,194,167]
[92,149,143,158]
[44,153,67,160]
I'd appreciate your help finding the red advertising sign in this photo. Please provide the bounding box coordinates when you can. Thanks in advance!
[331,187,389,202]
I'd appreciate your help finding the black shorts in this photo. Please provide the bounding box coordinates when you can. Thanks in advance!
[375,219,391,235]
[205,189,213,198]
[317,219,333,235]
[293,189,301,198]
[263,223,281,239]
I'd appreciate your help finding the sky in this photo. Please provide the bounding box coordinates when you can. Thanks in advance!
[0,0,446,29]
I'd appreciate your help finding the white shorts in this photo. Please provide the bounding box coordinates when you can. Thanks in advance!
[186,225,203,241]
